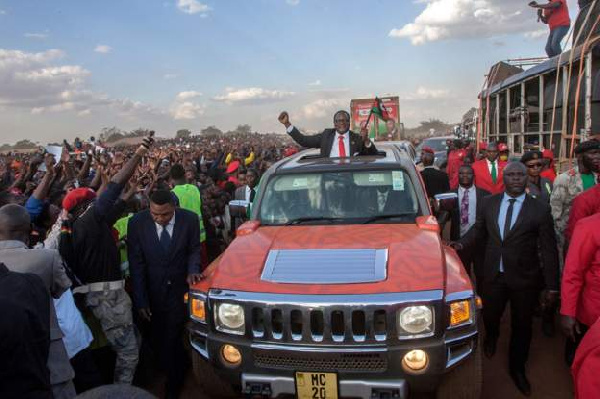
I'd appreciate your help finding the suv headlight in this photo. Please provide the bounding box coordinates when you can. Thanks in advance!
[215,303,245,335]
[398,306,434,335]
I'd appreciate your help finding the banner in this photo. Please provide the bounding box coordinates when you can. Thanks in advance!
[350,97,400,140]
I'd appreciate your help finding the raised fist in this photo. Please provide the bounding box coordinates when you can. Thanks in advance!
[278,111,290,127]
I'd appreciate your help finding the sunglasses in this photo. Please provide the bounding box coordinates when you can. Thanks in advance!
[526,163,543,168]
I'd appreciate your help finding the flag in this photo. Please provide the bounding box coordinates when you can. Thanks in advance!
[370,97,390,121]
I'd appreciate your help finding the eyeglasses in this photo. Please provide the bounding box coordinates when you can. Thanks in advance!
[526,163,543,168]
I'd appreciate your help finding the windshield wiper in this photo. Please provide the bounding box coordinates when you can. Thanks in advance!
[284,216,345,225]
[362,213,415,224]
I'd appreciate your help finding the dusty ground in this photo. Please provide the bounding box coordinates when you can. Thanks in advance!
[143,313,573,399]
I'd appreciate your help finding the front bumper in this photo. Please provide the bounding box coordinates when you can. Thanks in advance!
[188,290,478,398]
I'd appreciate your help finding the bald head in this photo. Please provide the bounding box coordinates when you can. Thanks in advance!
[0,204,31,242]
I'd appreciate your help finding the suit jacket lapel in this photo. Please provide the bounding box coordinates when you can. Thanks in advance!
[491,195,503,240]
[349,131,358,155]
[168,210,184,259]
[323,130,335,156]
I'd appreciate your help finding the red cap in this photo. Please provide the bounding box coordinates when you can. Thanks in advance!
[498,143,508,152]
[479,142,487,150]
[542,149,553,159]
[62,188,96,212]
[226,160,240,174]
[422,146,435,154]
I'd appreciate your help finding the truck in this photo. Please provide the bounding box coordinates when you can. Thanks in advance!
[188,144,481,399]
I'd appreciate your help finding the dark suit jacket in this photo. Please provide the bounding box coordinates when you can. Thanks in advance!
[459,193,559,290]
[450,186,491,241]
[288,127,378,157]
[127,208,202,311]
[420,167,450,199]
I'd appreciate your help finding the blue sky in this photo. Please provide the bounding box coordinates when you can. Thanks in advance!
[0,0,579,143]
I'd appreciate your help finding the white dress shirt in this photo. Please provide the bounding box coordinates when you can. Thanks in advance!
[245,185,252,202]
[458,185,477,237]
[287,125,350,157]
[155,213,176,239]
[329,131,350,157]
[486,159,498,175]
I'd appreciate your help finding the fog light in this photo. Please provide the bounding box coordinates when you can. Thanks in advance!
[402,349,428,373]
[221,344,242,366]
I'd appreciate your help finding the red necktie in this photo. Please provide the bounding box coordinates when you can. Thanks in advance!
[338,135,346,157]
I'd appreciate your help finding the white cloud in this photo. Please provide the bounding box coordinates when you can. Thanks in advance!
[163,73,177,79]
[0,9,6,15]
[0,48,163,119]
[176,0,211,15]
[286,0,300,5]
[524,29,547,39]
[94,45,112,54]
[413,86,450,100]
[176,90,202,101]
[389,0,534,45]
[170,91,205,120]
[302,98,345,119]
[308,79,321,86]
[78,109,91,116]
[24,33,49,40]
[171,101,205,120]
[214,87,295,104]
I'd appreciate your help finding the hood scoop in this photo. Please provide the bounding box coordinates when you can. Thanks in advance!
[261,249,388,284]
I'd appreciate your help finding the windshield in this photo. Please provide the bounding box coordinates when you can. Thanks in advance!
[416,138,448,152]
[259,170,420,225]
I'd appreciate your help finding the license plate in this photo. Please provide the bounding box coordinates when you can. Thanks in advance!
[295,372,338,399]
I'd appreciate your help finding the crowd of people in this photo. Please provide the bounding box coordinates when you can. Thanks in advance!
[0,131,297,398]
[0,112,599,398]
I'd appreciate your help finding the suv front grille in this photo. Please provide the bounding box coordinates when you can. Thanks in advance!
[250,306,391,344]
[254,351,387,372]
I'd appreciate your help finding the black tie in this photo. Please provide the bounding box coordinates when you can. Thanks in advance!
[249,188,256,202]
[160,227,171,251]
[503,198,517,240]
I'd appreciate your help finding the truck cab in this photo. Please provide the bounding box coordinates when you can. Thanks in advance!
[188,145,481,399]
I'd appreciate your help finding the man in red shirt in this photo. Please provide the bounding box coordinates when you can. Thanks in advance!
[447,140,466,190]
[529,0,571,58]
[572,317,600,399]
[565,184,600,243]
[471,142,507,194]
[540,149,557,182]
[561,213,600,365]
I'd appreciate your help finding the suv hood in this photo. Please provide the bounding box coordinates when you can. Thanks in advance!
[202,224,445,295]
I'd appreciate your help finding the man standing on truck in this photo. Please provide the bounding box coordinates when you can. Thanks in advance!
[278,110,378,157]
[529,0,571,58]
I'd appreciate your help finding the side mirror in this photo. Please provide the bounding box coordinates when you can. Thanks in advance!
[434,192,458,213]
[228,200,250,219]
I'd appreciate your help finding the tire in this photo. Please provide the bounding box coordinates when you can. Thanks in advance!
[191,349,239,398]
[436,339,482,399]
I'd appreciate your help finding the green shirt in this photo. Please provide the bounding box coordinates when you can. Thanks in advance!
[581,173,597,191]
[172,184,206,242]
[114,213,133,277]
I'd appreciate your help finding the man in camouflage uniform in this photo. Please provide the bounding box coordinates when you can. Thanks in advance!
[550,140,600,262]
[60,136,154,384]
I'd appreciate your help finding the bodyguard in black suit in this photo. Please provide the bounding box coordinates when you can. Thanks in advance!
[278,110,378,157]
[420,149,450,199]
[128,190,203,398]
[449,165,490,292]
[453,162,559,396]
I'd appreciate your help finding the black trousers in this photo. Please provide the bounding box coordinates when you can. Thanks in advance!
[150,300,188,397]
[482,273,539,372]
[458,246,485,296]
